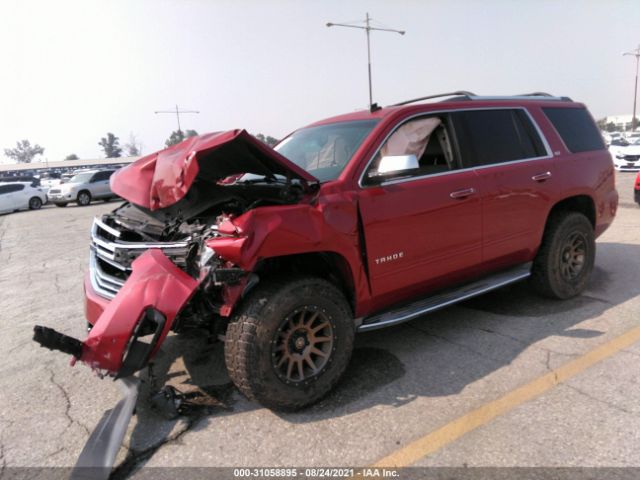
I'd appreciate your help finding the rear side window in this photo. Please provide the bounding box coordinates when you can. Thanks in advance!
[0,184,24,194]
[542,107,605,153]
[452,109,547,167]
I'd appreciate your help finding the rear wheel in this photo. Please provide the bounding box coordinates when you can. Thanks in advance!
[224,277,354,410]
[531,212,595,299]
[28,197,42,210]
[77,191,91,206]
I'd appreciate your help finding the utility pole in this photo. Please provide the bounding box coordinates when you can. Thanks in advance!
[623,45,640,131]
[154,104,199,135]
[327,13,405,109]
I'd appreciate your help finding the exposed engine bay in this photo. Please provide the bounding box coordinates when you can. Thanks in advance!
[92,175,309,330]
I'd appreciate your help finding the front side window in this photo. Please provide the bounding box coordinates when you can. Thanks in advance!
[364,115,458,183]
[275,120,378,182]
[70,172,94,184]
[452,109,547,167]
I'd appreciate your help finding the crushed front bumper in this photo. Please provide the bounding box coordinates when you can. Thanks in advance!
[81,249,200,376]
[36,249,200,378]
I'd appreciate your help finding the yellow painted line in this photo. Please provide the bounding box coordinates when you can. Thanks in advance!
[373,324,640,468]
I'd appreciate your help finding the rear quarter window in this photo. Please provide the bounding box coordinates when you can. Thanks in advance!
[542,107,605,153]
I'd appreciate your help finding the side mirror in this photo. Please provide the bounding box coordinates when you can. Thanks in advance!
[367,154,419,180]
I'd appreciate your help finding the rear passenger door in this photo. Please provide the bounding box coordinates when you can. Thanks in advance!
[451,108,554,271]
[0,185,16,212]
[90,171,113,198]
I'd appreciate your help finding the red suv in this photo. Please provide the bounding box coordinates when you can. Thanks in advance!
[36,92,618,410]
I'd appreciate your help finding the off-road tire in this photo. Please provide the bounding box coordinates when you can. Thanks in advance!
[224,276,355,410]
[77,190,91,206]
[28,197,42,210]
[531,211,595,299]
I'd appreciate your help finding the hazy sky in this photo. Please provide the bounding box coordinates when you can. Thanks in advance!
[1,0,639,163]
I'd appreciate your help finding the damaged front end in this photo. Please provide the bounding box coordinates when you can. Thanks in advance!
[36,128,317,378]
[32,129,318,475]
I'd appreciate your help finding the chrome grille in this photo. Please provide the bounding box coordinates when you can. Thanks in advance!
[89,216,192,299]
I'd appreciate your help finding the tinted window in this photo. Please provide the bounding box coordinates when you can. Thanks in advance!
[452,109,547,167]
[0,184,24,194]
[92,171,113,182]
[543,107,605,153]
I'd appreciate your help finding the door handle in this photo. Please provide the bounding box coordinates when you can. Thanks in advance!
[449,188,476,199]
[532,171,552,182]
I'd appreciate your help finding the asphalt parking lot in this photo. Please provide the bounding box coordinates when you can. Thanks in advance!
[0,172,639,477]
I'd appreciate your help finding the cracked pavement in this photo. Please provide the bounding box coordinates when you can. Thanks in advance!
[0,173,639,475]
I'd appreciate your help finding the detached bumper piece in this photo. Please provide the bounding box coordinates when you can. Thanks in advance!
[33,325,84,358]
[33,249,199,377]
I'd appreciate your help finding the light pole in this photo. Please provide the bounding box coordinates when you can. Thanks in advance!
[154,105,200,135]
[327,13,405,109]
[623,45,640,132]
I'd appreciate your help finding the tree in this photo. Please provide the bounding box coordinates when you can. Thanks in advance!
[65,154,79,160]
[124,133,142,156]
[98,133,122,158]
[165,129,198,148]
[254,133,278,147]
[4,139,44,163]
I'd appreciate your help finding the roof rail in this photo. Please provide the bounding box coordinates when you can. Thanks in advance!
[391,91,476,106]
[516,92,555,97]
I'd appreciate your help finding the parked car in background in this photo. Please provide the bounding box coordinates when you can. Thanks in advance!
[624,131,640,143]
[0,182,47,213]
[48,169,117,207]
[0,175,41,187]
[38,172,62,191]
[611,137,640,171]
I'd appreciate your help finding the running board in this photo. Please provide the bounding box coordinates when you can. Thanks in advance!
[358,263,532,332]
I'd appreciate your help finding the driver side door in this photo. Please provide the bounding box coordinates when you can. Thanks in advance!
[357,114,483,311]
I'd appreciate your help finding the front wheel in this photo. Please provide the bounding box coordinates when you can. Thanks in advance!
[531,212,595,299]
[224,276,355,410]
[77,191,91,206]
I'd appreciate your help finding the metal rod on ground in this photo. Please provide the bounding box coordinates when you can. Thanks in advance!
[327,13,405,109]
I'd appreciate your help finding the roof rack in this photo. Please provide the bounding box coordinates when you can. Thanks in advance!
[391,91,476,106]
[391,91,572,107]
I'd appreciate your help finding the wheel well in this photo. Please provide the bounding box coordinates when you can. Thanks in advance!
[548,195,595,228]
[254,252,356,313]
[78,189,91,197]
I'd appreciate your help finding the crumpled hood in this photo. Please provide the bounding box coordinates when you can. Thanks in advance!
[111,129,317,211]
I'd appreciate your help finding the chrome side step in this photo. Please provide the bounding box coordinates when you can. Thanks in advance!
[358,263,532,332]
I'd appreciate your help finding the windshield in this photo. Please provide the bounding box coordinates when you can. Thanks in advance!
[275,120,378,182]
[69,172,94,184]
